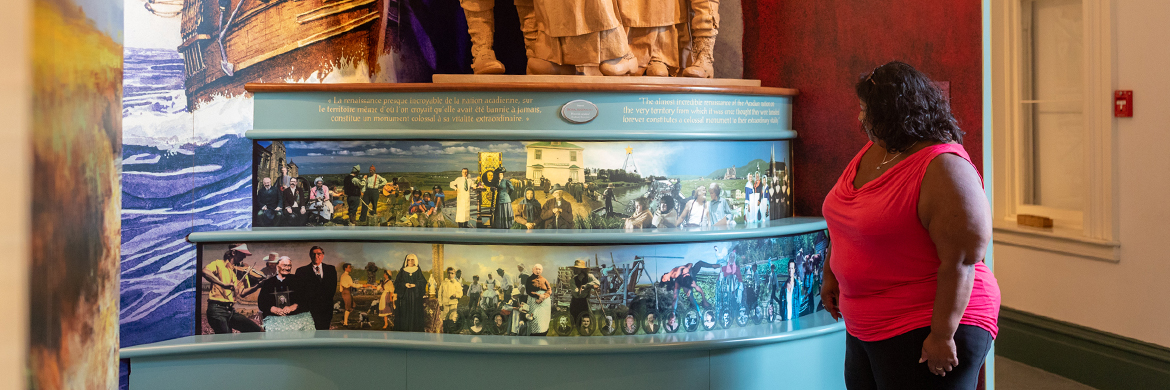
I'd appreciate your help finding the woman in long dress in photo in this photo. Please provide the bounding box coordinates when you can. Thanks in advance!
[525,264,553,336]
[394,254,428,332]
[377,270,396,329]
[493,168,515,229]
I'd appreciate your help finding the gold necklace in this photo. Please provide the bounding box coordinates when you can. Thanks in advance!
[877,142,918,170]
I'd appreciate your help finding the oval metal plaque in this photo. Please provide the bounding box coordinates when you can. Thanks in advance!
[560,100,599,124]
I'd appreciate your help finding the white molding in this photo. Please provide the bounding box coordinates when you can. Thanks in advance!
[993,223,1120,262]
[991,0,1118,253]
[1082,0,1115,241]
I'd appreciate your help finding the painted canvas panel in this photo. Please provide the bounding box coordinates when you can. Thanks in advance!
[195,231,826,336]
[31,0,122,387]
[253,140,793,229]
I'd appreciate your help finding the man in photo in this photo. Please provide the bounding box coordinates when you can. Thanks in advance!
[278,163,293,190]
[294,246,338,330]
[450,168,474,227]
[569,260,599,325]
[282,177,309,226]
[602,183,615,215]
[540,184,574,229]
[258,256,315,332]
[255,177,282,227]
[437,267,464,322]
[467,275,483,311]
[202,243,264,334]
[259,252,280,278]
[496,268,513,303]
[361,165,387,224]
[344,165,363,225]
[644,312,659,333]
[708,183,737,227]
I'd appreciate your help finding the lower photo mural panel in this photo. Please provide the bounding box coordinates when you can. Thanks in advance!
[196,231,828,337]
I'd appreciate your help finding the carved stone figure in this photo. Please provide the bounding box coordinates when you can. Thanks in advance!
[507,0,721,77]
[616,0,686,76]
[522,0,639,75]
[680,0,721,78]
[459,0,506,74]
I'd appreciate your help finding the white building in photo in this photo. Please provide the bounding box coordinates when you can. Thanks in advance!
[525,141,584,185]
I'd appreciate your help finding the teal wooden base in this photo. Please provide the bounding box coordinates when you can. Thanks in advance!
[125,312,846,390]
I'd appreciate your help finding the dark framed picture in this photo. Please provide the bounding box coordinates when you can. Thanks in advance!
[719,308,733,329]
[552,311,574,336]
[621,312,641,335]
[491,312,508,335]
[664,311,681,333]
[751,304,764,325]
[701,309,718,331]
[599,313,618,336]
[684,310,701,332]
[576,312,596,336]
[642,311,661,334]
[736,306,750,327]
[766,302,778,323]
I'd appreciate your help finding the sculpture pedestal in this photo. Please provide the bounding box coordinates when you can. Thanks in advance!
[124,312,846,390]
[432,74,762,87]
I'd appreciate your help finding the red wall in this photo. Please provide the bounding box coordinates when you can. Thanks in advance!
[742,0,984,216]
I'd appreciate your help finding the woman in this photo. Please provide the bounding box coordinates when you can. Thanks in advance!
[822,61,1000,389]
[513,188,541,230]
[394,254,429,332]
[338,263,361,326]
[468,314,486,335]
[493,168,515,229]
[623,196,652,229]
[525,264,553,336]
[430,186,447,227]
[377,270,396,329]
[675,186,711,228]
[308,177,333,223]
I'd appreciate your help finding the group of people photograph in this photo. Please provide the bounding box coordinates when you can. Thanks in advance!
[197,232,827,337]
[252,140,793,230]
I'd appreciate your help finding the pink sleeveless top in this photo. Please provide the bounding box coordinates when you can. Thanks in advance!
[822,142,1000,342]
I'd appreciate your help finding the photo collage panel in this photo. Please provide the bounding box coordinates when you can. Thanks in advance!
[253,140,793,229]
[197,230,828,337]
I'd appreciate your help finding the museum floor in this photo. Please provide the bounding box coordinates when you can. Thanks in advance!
[996,356,1097,390]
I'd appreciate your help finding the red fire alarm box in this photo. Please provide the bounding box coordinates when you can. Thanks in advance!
[1115,90,1133,117]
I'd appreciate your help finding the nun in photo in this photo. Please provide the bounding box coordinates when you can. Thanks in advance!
[394,254,428,332]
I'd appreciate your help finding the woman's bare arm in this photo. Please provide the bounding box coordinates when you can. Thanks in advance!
[917,152,991,376]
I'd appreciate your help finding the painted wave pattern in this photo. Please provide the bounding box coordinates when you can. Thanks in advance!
[120,48,253,347]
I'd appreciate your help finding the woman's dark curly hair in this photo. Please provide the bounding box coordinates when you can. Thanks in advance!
[855,61,963,153]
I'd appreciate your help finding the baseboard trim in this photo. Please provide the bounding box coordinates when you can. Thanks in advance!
[997,307,1170,390]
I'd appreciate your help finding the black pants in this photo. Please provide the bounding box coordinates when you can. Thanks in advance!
[361,191,379,220]
[206,301,263,334]
[569,298,588,324]
[845,325,992,390]
[310,305,333,330]
[346,195,361,221]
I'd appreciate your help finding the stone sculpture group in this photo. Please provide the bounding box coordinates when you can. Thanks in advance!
[457,0,720,77]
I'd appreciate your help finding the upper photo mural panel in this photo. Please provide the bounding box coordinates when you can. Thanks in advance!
[253,140,793,229]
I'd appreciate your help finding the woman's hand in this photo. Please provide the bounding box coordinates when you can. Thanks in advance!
[919,332,959,376]
[821,272,841,321]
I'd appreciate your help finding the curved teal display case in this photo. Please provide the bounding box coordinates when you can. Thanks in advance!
[121,82,846,389]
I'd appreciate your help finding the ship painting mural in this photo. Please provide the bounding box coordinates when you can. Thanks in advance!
[176,0,402,105]
[120,0,475,350]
